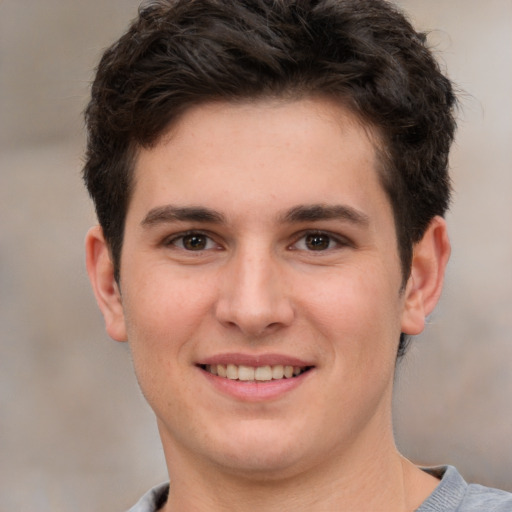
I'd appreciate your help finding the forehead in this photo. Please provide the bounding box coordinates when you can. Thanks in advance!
[129,97,390,225]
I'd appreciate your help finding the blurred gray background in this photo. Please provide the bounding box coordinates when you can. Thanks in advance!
[0,1,510,510]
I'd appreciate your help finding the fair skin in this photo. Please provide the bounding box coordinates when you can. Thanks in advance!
[86,98,450,511]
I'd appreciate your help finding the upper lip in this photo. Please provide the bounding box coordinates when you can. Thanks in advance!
[198,353,314,368]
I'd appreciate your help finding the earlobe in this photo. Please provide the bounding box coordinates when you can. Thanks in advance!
[85,226,127,342]
[401,216,451,335]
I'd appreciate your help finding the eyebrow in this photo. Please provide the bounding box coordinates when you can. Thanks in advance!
[281,204,370,226]
[141,203,369,227]
[141,205,226,226]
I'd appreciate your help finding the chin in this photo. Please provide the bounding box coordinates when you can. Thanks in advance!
[214,448,308,481]
[201,422,316,480]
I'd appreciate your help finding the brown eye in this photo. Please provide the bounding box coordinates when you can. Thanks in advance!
[182,234,208,250]
[305,233,331,250]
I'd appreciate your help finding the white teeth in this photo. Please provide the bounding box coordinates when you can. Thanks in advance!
[272,365,284,379]
[238,365,255,381]
[226,364,238,380]
[205,363,307,381]
[254,366,272,381]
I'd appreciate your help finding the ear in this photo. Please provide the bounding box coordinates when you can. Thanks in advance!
[85,226,127,342]
[401,216,451,335]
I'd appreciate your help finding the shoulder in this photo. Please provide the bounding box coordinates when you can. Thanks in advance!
[126,482,169,512]
[462,482,512,511]
[417,466,512,512]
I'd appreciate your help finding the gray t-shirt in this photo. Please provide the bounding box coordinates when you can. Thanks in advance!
[127,466,512,511]
[416,466,512,511]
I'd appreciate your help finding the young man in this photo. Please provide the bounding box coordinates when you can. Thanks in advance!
[83,1,512,510]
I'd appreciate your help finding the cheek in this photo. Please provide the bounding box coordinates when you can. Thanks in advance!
[121,270,217,364]
[296,265,403,360]
[121,275,215,410]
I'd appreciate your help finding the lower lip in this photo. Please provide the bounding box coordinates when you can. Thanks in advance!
[199,367,312,402]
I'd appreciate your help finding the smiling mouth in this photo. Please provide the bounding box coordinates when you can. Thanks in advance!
[199,364,312,382]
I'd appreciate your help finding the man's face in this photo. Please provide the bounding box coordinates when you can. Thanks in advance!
[115,98,413,477]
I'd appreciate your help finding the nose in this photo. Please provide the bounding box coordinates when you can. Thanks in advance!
[214,246,294,338]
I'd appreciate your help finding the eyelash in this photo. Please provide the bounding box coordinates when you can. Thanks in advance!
[163,230,220,251]
[163,229,351,253]
[290,230,352,252]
